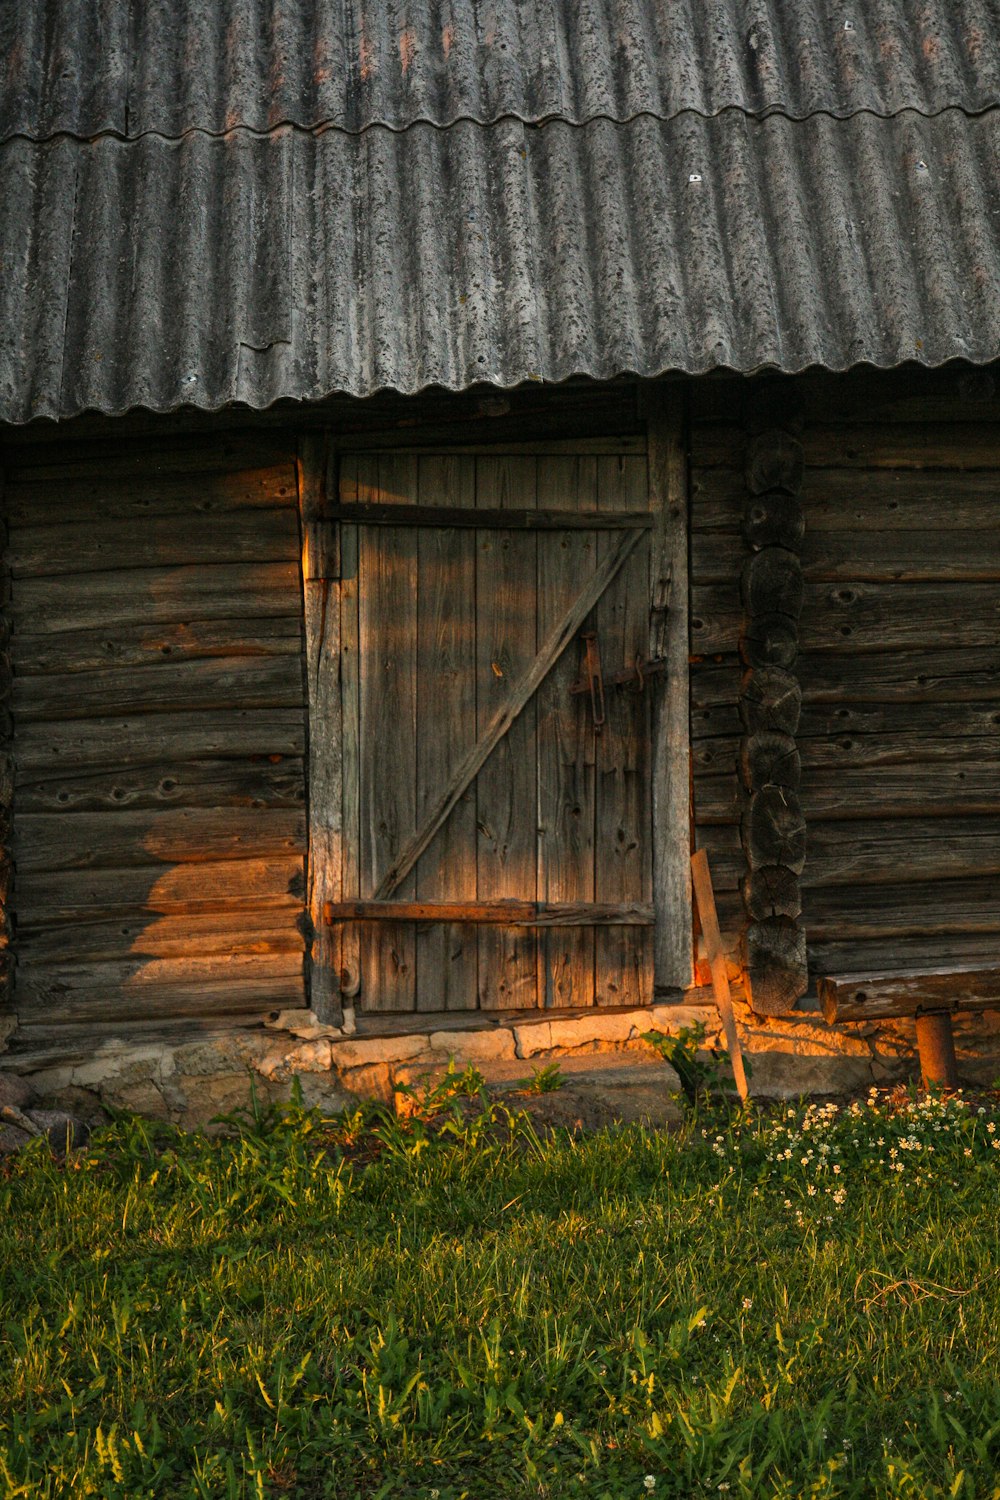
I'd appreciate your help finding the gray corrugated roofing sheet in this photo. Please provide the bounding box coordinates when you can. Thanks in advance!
[4,0,1000,140]
[5,107,1000,423]
[3,2,1000,422]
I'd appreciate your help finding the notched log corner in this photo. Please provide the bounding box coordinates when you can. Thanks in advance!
[743,916,808,1016]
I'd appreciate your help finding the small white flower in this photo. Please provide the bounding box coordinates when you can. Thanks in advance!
[742,1297,753,1310]
[644,1477,657,1493]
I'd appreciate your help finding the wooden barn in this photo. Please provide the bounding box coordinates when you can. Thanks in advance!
[1,1,998,1106]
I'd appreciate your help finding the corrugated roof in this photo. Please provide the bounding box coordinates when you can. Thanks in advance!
[2,1,1000,422]
[5,0,1000,138]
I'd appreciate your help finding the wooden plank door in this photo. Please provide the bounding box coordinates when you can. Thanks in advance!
[334,447,656,1014]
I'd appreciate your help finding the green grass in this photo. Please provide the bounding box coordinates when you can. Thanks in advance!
[1,1078,999,1499]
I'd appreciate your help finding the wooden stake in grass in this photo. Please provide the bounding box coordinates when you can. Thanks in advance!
[691,849,749,1101]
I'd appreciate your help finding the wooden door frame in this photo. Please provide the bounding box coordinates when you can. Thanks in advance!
[297,394,693,1024]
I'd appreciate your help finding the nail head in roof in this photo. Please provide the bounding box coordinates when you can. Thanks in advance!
[843,18,856,30]
[688,172,703,184]
[916,159,929,174]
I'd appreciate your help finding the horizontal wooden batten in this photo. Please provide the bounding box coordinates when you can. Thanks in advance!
[323,900,655,926]
[819,966,1000,1023]
[328,503,652,530]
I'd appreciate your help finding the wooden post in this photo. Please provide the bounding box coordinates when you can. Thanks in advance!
[690,850,749,1100]
[643,385,693,993]
[298,434,343,1027]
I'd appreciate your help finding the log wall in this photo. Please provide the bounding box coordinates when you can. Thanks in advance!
[1,434,308,1041]
[690,365,1000,991]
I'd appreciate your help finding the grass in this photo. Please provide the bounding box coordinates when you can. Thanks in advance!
[0,1074,998,1500]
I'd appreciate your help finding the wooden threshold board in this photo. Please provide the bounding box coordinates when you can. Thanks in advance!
[324,900,655,926]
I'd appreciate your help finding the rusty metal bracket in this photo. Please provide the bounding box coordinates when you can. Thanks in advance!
[579,631,606,731]
[571,647,666,698]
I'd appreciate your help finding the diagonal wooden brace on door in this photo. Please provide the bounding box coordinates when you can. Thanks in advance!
[372,526,647,900]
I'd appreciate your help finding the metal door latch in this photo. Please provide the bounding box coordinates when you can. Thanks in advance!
[570,632,666,722]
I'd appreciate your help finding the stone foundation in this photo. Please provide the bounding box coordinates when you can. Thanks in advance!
[1,1002,998,1131]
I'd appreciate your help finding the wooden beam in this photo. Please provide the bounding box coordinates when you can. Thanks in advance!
[373,526,646,900]
[325,503,652,530]
[297,433,342,1025]
[819,966,1000,1023]
[690,850,748,1099]
[644,386,693,991]
[323,900,655,926]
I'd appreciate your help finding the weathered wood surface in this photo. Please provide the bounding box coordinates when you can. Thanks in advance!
[16,757,305,813]
[702,761,1000,822]
[14,857,304,923]
[690,367,1000,429]
[595,452,653,1006]
[741,866,801,921]
[693,423,1000,472]
[299,434,341,1024]
[8,509,297,577]
[324,900,655,925]
[337,467,362,1008]
[14,809,306,873]
[12,563,301,634]
[742,491,804,551]
[13,656,303,720]
[694,580,1000,655]
[474,456,538,1009]
[358,453,419,1011]
[5,465,297,526]
[14,617,303,676]
[328,503,652,530]
[7,442,309,1029]
[744,430,804,496]
[414,455,478,1012]
[808,932,1000,978]
[806,876,1000,939]
[535,456,598,1008]
[744,916,809,1015]
[15,709,306,776]
[690,850,748,1098]
[694,467,1000,532]
[819,966,1000,1023]
[645,389,693,993]
[739,732,801,791]
[3,434,292,484]
[694,528,1000,583]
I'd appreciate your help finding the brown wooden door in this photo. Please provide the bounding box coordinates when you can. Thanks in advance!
[332,448,655,1014]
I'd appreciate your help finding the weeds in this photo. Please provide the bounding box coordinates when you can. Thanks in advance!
[1,1087,998,1498]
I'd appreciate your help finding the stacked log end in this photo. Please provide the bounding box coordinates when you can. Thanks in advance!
[738,398,809,1015]
[0,485,12,1030]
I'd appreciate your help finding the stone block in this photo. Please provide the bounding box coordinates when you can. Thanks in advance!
[513,1011,640,1058]
[331,1034,429,1070]
[0,1123,31,1154]
[0,1073,37,1110]
[23,1109,89,1151]
[428,1028,516,1063]
[746,1052,873,1099]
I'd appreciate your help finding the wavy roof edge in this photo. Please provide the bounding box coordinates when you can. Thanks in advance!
[5,0,1000,146]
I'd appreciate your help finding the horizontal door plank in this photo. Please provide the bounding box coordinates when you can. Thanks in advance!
[17,757,305,814]
[692,529,1000,584]
[323,900,654,926]
[13,656,304,721]
[12,563,301,634]
[6,465,297,526]
[13,617,303,676]
[330,503,651,530]
[3,435,292,484]
[698,763,1000,823]
[18,911,304,965]
[15,856,304,923]
[806,876,1000,940]
[14,809,306,873]
[9,509,298,578]
[14,969,305,1023]
[692,582,1000,655]
[16,709,306,775]
[692,468,1000,534]
[808,933,1000,984]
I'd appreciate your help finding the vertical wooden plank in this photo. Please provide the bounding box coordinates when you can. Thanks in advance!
[338,457,362,1024]
[535,457,597,1007]
[594,453,654,1006]
[298,434,342,1024]
[644,386,694,992]
[357,453,418,1011]
[414,454,478,1011]
[475,456,539,1009]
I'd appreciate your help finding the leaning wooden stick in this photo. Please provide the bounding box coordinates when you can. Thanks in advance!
[690,849,750,1101]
